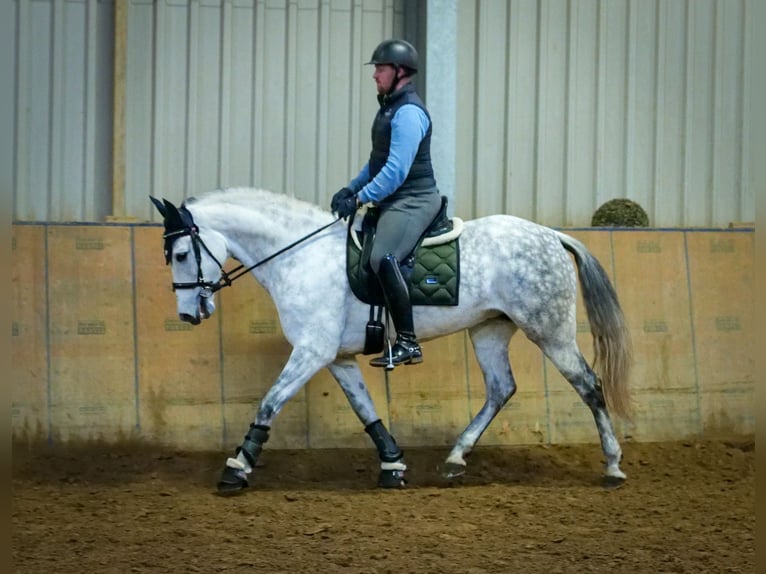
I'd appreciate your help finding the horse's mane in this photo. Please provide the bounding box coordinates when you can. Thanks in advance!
[188,187,318,212]
[186,187,331,226]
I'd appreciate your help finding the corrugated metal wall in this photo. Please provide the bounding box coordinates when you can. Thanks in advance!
[455,0,752,227]
[6,0,754,227]
[6,0,115,222]
[122,0,410,221]
[5,0,411,222]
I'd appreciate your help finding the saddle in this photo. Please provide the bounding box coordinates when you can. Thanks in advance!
[345,196,463,354]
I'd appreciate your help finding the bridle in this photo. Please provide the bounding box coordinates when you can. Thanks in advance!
[164,207,342,296]
[163,224,226,295]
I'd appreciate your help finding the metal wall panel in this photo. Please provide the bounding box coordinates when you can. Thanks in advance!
[123,0,407,222]
[7,0,114,222]
[455,0,753,228]
[5,0,407,222]
[6,0,753,227]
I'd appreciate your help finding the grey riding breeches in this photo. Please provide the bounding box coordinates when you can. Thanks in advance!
[368,189,442,274]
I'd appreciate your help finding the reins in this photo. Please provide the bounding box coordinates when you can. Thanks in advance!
[214,217,343,291]
[167,214,343,295]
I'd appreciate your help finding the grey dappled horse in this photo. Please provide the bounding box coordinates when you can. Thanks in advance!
[150,188,632,494]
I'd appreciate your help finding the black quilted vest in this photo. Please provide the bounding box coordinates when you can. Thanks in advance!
[368,83,436,193]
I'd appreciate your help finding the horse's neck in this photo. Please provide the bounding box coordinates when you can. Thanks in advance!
[201,201,332,290]
[221,214,288,261]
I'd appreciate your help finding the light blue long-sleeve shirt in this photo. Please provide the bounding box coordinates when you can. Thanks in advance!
[349,104,431,205]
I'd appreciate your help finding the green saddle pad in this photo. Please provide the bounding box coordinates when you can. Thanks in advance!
[346,229,460,307]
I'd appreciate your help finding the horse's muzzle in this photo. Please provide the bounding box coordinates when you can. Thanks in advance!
[178,294,214,325]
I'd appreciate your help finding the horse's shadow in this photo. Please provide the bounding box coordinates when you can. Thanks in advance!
[215,445,605,492]
[13,442,605,491]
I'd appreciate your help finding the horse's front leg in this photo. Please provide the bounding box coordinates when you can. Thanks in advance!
[216,346,329,494]
[327,358,406,488]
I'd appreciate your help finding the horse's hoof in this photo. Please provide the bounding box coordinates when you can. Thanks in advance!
[378,469,406,488]
[216,465,249,495]
[602,475,626,490]
[442,462,466,480]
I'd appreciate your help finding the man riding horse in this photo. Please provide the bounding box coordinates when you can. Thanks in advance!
[331,39,442,368]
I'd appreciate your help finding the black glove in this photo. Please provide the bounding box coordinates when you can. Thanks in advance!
[331,187,358,219]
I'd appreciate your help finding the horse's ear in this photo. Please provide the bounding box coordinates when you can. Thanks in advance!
[162,198,178,213]
[149,196,167,217]
[162,198,186,231]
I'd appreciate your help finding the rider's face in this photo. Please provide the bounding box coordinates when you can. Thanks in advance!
[373,64,398,94]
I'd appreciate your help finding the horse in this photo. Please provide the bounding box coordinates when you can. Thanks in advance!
[150,187,633,494]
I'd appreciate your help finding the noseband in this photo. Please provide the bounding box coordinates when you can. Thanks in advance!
[163,222,232,295]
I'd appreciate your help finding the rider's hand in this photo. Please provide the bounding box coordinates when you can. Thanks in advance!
[331,187,358,219]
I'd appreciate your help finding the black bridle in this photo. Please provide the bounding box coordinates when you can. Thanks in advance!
[164,210,342,295]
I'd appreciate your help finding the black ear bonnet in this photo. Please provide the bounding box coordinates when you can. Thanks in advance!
[149,196,198,264]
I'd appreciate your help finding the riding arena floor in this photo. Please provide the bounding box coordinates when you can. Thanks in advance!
[12,437,754,574]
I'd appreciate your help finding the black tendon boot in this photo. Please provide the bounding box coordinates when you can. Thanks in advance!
[365,419,407,488]
[217,424,269,495]
[369,254,423,368]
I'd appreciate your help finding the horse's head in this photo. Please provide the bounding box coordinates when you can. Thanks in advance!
[150,196,228,325]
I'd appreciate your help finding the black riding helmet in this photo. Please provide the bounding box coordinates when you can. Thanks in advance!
[366,39,418,74]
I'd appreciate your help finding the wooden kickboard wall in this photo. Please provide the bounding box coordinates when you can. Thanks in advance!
[12,224,754,451]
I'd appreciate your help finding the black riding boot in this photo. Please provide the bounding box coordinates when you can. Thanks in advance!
[369,254,423,368]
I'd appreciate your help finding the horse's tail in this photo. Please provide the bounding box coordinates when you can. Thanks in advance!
[557,232,633,421]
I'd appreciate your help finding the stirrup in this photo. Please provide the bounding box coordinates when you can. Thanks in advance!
[369,337,423,368]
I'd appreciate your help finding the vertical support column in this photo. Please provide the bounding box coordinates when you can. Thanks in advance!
[426,0,457,215]
[109,0,129,221]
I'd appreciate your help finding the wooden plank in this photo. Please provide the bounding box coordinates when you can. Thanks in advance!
[134,226,223,450]
[12,224,755,449]
[621,389,700,441]
[218,277,308,450]
[685,231,754,436]
[47,226,136,443]
[698,387,755,438]
[544,230,617,444]
[610,230,699,441]
[11,225,48,443]
[385,332,469,447]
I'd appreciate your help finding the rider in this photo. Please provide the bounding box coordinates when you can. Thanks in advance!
[331,39,442,368]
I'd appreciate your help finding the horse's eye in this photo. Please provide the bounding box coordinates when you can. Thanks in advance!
[175,252,188,263]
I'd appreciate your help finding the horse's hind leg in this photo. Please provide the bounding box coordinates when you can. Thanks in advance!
[327,358,406,488]
[542,340,626,485]
[444,318,517,478]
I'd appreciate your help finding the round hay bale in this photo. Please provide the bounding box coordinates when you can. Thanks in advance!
[591,198,650,227]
